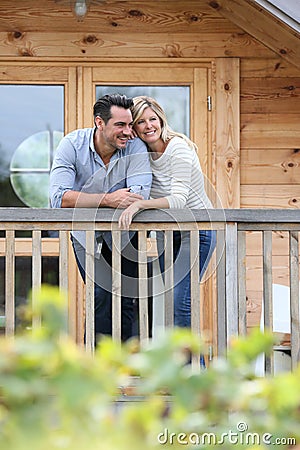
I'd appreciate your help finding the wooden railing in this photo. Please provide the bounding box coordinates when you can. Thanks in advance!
[0,208,299,373]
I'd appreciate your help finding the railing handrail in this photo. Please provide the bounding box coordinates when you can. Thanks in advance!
[0,207,300,224]
[0,207,299,374]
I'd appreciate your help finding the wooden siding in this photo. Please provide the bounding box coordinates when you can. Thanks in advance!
[0,32,272,59]
[0,1,279,60]
[0,1,240,33]
[0,0,299,338]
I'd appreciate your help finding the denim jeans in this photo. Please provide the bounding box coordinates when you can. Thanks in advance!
[71,234,139,343]
[157,229,217,328]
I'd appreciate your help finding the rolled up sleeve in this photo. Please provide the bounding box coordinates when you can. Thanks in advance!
[49,138,76,208]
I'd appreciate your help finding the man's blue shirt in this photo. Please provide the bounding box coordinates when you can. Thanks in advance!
[49,127,152,251]
[50,127,151,207]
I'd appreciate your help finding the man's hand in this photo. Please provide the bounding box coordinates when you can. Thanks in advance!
[103,188,143,209]
[61,188,143,208]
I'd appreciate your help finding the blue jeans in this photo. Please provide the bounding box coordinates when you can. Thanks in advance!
[157,230,216,328]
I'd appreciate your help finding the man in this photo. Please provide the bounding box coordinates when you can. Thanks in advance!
[49,93,152,343]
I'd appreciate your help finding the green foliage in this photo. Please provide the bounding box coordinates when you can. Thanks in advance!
[0,285,300,449]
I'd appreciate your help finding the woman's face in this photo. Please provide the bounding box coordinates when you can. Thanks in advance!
[134,107,162,145]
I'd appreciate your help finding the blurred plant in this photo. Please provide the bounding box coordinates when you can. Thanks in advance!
[0,285,299,449]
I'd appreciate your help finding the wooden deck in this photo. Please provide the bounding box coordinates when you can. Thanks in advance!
[0,207,299,374]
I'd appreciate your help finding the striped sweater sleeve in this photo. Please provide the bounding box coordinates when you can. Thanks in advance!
[163,139,194,209]
[150,137,212,210]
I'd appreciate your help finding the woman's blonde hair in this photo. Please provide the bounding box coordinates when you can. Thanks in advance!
[131,96,198,152]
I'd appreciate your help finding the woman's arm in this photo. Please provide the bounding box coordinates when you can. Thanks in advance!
[118,197,169,229]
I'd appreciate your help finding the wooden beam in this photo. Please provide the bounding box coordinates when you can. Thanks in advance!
[215,58,240,208]
[0,0,243,34]
[0,31,270,60]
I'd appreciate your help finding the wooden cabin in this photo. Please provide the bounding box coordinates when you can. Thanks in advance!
[0,0,299,364]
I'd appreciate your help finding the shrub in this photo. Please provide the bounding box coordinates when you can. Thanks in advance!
[0,285,299,449]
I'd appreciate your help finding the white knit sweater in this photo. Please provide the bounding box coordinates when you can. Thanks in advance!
[149,136,213,210]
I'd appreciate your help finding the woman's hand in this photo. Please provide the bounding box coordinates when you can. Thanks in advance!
[118,201,142,230]
[129,128,138,139]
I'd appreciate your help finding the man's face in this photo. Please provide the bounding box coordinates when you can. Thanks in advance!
[99,105,133,151]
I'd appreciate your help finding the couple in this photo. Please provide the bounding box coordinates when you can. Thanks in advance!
[49,93,216,346]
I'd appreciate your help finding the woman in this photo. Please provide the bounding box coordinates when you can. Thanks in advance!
[119,96,216,331]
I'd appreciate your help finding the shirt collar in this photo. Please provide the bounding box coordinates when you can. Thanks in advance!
[89,127,124,161]
[89,127,97,153]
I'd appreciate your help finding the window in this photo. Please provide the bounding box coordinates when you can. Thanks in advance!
[0,85,64,327]
[0,85,64,207]
[96,85,190,136]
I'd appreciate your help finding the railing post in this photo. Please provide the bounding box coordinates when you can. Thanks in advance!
[164,230,174,328]
[225,223,238,346]
[59,230,69,333]
[217,229,226,356]
[85,230,95,353]
[5,230,15,337]
[289,231,300,370]
[138,229,149,341]
[190,230,200,334]
[59,230,69,294]
[263,230,273,374]
[238,230,247,335]
[112,230,122,342]
[190,230,200,368]
[32,230,42,328]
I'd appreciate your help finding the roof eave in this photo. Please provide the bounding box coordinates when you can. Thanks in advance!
[208,0,300,68]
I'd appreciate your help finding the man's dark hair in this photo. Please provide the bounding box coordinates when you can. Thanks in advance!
[93,94,134,124]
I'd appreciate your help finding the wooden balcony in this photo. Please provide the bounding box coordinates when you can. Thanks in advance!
[0,207,299,374]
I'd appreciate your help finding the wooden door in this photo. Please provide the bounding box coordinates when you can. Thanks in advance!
[0,61,220,351]
[78,63,215,349]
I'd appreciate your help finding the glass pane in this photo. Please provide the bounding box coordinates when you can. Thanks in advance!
[0,85,64,207]
[10,173,51,208]
[96,85,190,137]
[0,256,59,334]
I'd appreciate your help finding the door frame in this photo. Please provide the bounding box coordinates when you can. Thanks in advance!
[1,58,241,356]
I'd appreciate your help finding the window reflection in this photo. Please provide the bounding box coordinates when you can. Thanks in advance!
[0,85,64,329]
[96,85,190,137]
[0,85,64,207]
[10,130,63,207]
[0,256,59,334]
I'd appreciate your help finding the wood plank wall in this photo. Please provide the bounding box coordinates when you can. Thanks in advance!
[240,57,300,329]
[0,0,299,334]
[241,60,300,209]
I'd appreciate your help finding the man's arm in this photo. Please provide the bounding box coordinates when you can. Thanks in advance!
[50,135,143,209]
[61,188,143,208]
[49,136,80,208]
